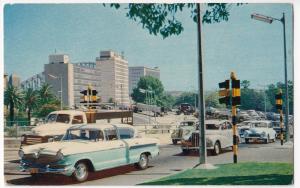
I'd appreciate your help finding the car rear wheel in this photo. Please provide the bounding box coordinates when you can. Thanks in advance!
[213,142,221,155]
[73,162,89,182]
[245,138,249,144]
[172,139,178,145]
[182,149,190,154]
[135,153,149,170]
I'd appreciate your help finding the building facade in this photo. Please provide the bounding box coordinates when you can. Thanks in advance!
[21,72,45,90]
[4,73,8,90]
[44,54,74,108]
[9,73,21,88]
[96,51,130,106]
[129,66,160,94]
[73,62,101,105]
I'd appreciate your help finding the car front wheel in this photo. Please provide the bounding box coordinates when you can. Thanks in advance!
[135,153,149,170]
[212,142,221,155]
[73,162,89,182]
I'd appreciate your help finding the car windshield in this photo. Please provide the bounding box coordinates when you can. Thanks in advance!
[47,114,57,123]
[206,124,219,130]
[63,129,104,141]
[253,122,269,128]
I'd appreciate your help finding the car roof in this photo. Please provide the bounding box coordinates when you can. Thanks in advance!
[205,119,228,124]
[242,120,271,123]
[68,123,134,131]
[49,110,86,116]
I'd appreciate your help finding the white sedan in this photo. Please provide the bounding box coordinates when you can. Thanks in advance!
[243,120,276,144]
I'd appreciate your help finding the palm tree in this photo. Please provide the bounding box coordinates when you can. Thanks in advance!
[39,83,54,105]
[4,85,23,126]
[23,88,40,124]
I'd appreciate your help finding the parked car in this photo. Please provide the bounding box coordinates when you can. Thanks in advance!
[19,123,159,182]
[171,119,198,144]
[243,120,276,144]
[247,110,260,120]
[181,120,239,155]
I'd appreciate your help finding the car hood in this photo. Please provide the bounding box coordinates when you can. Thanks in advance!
[31,123,70,136]
[247,128,268,134]
[205,130,220,135]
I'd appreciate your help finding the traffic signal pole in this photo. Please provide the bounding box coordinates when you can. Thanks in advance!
[230,72,240,164]
[219,72,240,164]
[276,89,284,145]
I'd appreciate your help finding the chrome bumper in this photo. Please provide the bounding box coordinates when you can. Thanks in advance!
[19,162,75,176]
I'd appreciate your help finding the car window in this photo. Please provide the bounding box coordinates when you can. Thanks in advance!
[227,122,232,129]
[119,128,135,139]
[63,129,104,141]
[206,124,219,130]
[56,114,70,123]
[47,114,57,123]
[220,122,227,130]
[104,129,118,140]
[72,115,83,124]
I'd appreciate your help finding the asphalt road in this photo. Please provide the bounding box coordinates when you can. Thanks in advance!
[4,140,293,185]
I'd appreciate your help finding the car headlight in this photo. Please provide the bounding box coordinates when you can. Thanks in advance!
[56,150,64,160]
[18,150,24,158]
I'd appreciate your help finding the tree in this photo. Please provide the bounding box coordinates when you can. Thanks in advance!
[265,81,293,114]
[4,85,23,125]
[37,104,60,118]
[175,92,198,107]
[39,83,54,105]
[106,3,242,38]
[23,88,40,123]
[205,91,223,108]
[241,80,250,89]
[131,76,164,104]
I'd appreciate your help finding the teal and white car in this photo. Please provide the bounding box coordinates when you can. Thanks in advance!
[19,123,160,182]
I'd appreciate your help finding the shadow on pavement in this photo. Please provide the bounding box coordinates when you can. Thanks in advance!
[6,165,152,185]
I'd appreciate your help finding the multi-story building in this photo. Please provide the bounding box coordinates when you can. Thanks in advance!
[4,73,8,90]
[21,72,45,90]
[96,51,130,106]
[9,73,21,88]
[21,51,131,108]
[73,62,101,105]
[129,66,160,94]
[44,54,74,108]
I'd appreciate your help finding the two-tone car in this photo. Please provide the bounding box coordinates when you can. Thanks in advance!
[181,120,239,155]
[19,123,159,182]
[243,120,276,144]
[171,119,198,144]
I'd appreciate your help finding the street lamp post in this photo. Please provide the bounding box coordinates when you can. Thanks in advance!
[251,13,290,142]
[48,74,63,110]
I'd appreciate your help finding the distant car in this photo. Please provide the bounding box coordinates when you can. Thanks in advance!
[19,123,160,182]
[171,119,198,144]
[237,111,251,122]
[243,120,276,144]
[181,120,239,155]
[247,110,260,120]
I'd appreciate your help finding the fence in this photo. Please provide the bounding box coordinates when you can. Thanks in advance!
[134,124,175,134]
[4,120,43,138]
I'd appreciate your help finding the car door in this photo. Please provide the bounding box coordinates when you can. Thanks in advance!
[226,122,233,147]
[93,128,126,170]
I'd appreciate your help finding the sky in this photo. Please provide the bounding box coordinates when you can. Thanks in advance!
[4,3,293,91]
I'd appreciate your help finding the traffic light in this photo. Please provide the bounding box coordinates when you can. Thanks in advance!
[275,90,283,110]
[218,80,230,106]
[231,79,241,106]
[80,90,88,103]
[91,90,98,102]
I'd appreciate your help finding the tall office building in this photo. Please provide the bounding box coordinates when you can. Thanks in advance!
[21,72,45,90]
[44,54,74,108]
[73,62,101,105]
[129,66,160,94]
[4,73,8,90]
[96,51,130,106]
[9,73,21,88]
